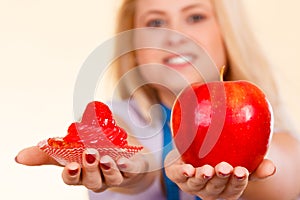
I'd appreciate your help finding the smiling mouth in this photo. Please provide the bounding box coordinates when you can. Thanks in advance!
[164,54,195,66]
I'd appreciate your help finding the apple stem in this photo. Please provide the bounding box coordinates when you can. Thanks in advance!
[220,65,226,82]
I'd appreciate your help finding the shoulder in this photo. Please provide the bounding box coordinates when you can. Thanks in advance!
[268,130,300,161]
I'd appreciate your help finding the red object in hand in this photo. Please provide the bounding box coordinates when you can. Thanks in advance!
[171,80,273,173]
[38,101,143,165]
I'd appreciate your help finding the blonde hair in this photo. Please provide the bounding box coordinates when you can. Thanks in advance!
[107,0,290,131]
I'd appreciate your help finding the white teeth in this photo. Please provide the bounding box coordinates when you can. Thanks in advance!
[166,55,193,65]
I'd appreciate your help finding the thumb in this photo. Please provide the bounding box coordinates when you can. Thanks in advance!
[15,146,60,166]
[249,159,276,181]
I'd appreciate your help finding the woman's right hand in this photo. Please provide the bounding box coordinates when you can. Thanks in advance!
[62,149,151,193]
[16,146,153,193]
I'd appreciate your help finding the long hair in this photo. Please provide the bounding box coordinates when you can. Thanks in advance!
[211,0,291,131]
[107,0,291,131]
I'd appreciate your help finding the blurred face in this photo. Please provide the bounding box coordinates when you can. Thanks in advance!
[134,0,227,105]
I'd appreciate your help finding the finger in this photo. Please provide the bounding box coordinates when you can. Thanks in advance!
[62,162,81,185]
[187,165,214,189]
[164,149,195,183]
[100,155,123,186]
[15,146,60,166]
[222,166,249,198]
[165,161,195,183]
[205,162,233,195]
[116,154,149,177]
[249,159,276,181]
[81,148,105,192]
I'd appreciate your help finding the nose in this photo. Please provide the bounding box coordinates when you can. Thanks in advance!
[165,29,187,46]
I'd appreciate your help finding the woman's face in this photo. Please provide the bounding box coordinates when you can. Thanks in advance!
[134,0,227,104]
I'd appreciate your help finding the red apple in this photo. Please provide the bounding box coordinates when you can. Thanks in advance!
[171,79,273,173]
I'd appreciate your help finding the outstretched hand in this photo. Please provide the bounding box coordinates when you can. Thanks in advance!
[61,149,150,193]
[164,149,276,200]
[15,146,152,193]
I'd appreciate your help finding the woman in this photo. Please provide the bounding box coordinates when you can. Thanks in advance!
[16,0,300,199]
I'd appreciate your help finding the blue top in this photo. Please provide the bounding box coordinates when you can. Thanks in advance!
[161,104,202,200]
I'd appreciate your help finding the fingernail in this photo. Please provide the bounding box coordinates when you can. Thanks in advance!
[234,174,246,180]
[117,159,127,169]
[68,168,79,176]
[85,149,97,164]
[218,172,230,178]
[100,163,111,170]
[100,156,112,170]
[183,172,189,177]
[85,154,96,164]
[118,163,127,169]
[234,169,247,180]
[271,166,276,176]
[15,156,20,164]
[203,175,212,180]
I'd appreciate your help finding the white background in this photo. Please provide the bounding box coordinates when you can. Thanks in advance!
[1,0,299,199]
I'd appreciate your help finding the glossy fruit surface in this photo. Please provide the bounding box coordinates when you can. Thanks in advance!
[171,81,273,173]
[38,101,143,165]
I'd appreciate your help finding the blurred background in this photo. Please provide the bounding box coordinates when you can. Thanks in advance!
[0,0,299,199]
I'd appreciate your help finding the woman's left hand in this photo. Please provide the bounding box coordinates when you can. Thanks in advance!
[164,149,276,200]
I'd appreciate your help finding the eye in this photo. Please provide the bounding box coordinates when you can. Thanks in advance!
[146,19,166,27]
[187,14,206,23]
